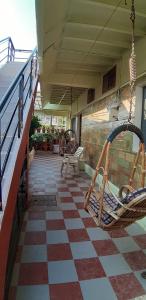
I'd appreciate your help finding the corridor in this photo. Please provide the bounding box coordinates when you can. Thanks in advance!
[9,152,146,300]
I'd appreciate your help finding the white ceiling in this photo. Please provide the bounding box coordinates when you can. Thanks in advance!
[35,0,146,107]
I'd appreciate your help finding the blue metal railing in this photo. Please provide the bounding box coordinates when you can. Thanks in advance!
[0,37,32,66]
[0,37,15,64]
[0,38,38,210]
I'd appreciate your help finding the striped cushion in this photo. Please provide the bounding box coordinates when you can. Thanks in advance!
[89,187,146,225]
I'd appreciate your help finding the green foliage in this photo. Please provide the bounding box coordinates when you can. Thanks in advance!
[31,132,54,143]
[29,115,41,137]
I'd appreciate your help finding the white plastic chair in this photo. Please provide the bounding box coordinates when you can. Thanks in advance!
[61,146,84,175]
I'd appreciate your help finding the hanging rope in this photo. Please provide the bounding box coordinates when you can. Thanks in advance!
[128,0,136,122]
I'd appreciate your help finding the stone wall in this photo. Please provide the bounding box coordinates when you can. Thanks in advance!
[82,86,146,188]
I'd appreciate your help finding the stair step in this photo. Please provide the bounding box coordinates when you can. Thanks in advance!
[0,62,25,103]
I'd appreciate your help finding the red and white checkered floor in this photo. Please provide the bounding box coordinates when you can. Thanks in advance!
[9,152,146,299]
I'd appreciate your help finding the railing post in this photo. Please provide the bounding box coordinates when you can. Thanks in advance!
[35,52,38,78]
[10,40,12,62]
[29,59,33,97]
[18,75,24,138]
[7,38,10,63]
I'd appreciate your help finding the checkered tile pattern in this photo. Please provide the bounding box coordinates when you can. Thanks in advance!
[9,152,146,300]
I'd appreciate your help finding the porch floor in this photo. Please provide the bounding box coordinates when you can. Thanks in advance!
[9,152,146,300]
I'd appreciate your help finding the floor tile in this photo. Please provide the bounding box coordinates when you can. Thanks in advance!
[100,254,132,276]
[47,230,69,244]
[71,191,84,197]
[58,187,69,192]
[80,278,117,300]
[134,235,146,249]
[16,285,50,300]
[82,218,97,228]
[46,211,63,220]
[78,209,90,218]
[26,220,46,231]
[135,270,146,291]
[70,241,97,259]
[76,203,84,209]
[67,229,89,242]
[60,203,77,210]
[75,258,105,280]
[77,182,89,188]
[47,243,72,261]
[68,183,78,187]
[73,197,84,203]
[93,239,119,256]
[19,263,48,285]
[108,228,128,238]
[63,210,80,218]
[113,237,140,253]
[28,211,45,220]
[109,273,145,300]
[87,228,110,240]
[21,245,47,262]
[68,187,81,192]
[65,218,84,229]
[24,231,46,245]
[48,260,78,284]
[49,282,83,300]
[66,179,77,184]
[60,197,73,203]
[47,219,65,230]
[58,192,72,197]
[124,251,146,271]
[126,223,146,236]
[56,179,66,184]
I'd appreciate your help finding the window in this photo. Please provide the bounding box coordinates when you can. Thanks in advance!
[102,66,116,94]
[87,88,95,104]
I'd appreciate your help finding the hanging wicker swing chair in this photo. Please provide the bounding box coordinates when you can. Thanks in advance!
[84,0,146,230]
[84,123,146,230]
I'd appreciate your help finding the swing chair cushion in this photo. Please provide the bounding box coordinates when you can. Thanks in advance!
[89,187,146,225]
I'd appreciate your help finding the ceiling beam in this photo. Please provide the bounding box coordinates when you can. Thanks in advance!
[81,0,146,19]
[64,36,129,49]
[58,46,121,59]
[67,21,145,37]
[56,62,106,72]
[58,48,118,60]
[57,57,113,66]
[47,72,98,88]
[43,103,71,111]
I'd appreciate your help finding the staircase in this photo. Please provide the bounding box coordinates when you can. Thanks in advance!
[0,37,38,212]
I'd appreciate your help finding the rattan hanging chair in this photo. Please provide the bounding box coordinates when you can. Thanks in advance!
[84,123,146,230]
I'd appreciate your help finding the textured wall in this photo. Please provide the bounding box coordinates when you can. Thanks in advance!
[82,86,145,188]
